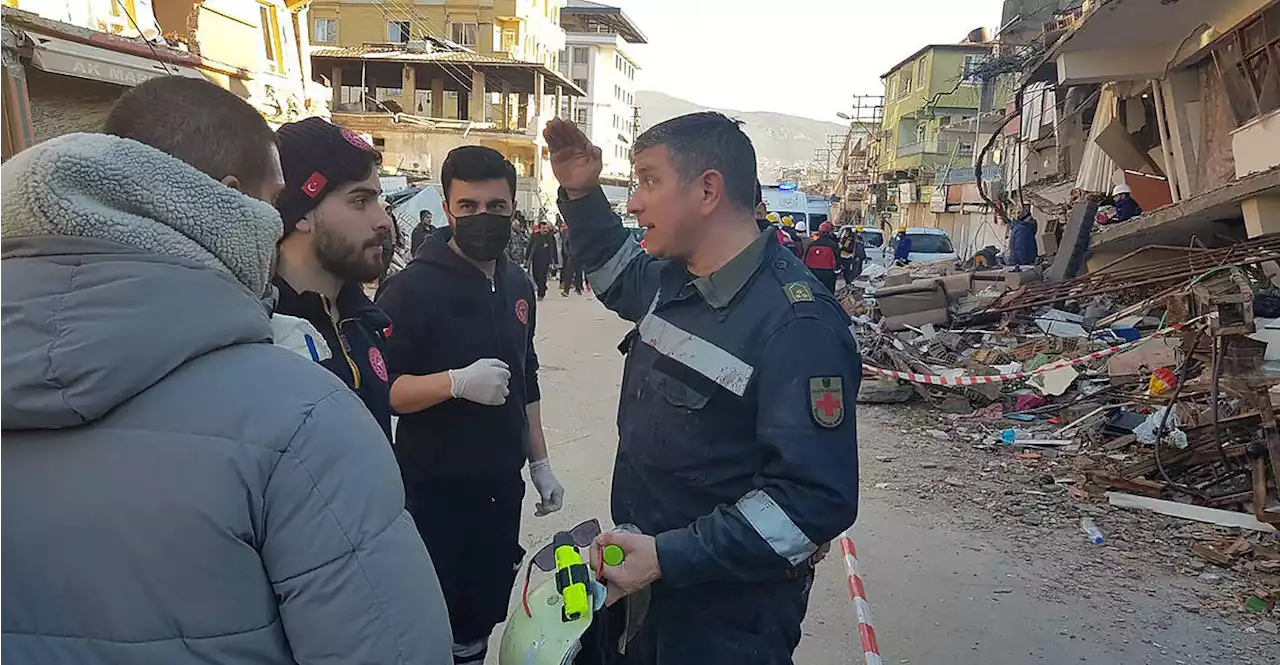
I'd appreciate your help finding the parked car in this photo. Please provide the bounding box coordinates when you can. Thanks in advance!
[899,227,957,263]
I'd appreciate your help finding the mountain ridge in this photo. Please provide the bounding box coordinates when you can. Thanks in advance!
[635,90,846,181]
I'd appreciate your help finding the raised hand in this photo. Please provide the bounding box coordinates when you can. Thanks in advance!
[543,117,603,199]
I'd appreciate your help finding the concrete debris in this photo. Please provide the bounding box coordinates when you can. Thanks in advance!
[844,251,1280,555]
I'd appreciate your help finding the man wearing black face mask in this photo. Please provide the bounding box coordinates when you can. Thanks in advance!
[376,145,563,665]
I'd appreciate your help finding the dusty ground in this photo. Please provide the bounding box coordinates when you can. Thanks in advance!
[496,293,1279,664]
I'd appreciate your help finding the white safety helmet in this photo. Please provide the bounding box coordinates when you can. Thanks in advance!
[1112,183,1132,196]
[795,221,808,233]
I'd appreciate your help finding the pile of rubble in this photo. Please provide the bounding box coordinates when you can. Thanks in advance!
[844,235,1280,621]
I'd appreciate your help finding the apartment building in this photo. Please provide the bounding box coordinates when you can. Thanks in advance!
[557,0,645,183]
[1,0,326,160]
[1011,0,1279,265]
[874,41,994,227]
[309,0,566,71]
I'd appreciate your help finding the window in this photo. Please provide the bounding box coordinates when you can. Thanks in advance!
[917,57,926,89]
[501,29,517,52]
[576,107,588,125]
[573,77,588,92]
[258,3,283,74]
[1213,5,1280,126]
[962,53,983,83]
[573,46,589,64]
[387,20,411,43]
[450,21,478,47]
[900,69,913,94]
[313,17,338,44]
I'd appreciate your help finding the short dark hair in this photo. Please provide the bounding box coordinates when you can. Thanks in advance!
[441,146,517,201]
[633,112,757,211]
[103,76,276,187]
[754,179,763,206]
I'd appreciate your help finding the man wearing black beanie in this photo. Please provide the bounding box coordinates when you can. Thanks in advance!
[273,116,397,440]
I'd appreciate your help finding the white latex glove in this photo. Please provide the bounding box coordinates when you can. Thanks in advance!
[529,458,565,516]
[448,358,511,406]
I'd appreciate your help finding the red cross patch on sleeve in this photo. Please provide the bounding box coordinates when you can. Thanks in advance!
[809,377,844,428]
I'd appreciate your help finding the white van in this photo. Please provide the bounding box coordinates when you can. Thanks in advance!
[761,184,808,227]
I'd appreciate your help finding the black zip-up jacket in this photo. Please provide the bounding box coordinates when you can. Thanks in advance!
[376,230,540,484]
[272,276,393,441]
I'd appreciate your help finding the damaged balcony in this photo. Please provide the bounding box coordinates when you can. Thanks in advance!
[311,42,584,178]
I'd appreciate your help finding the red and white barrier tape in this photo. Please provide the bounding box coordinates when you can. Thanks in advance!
[862,317,1202,387]
[838,531,882,665]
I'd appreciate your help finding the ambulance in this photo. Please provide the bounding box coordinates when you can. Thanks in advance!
[761,183,808,227]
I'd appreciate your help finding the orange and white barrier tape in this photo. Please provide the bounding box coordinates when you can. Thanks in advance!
[839,530,882,665]
[862,317,1202,387]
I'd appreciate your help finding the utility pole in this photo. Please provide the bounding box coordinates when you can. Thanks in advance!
[629,104,642,197]
[835,94,884,225]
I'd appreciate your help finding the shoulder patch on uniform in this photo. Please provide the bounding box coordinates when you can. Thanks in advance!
[809,377,844,428]
[784,281,814,304]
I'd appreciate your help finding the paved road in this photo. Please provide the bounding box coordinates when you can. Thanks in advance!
[499,294,1265,664]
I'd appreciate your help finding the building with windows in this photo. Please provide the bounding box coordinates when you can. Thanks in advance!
[1,0,327,160]
[310,39,583,216]
[873,41,994,227]
[557,0,645,184]
[308,0,567,72]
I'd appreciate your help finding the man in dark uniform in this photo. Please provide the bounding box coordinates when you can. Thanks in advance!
[527,221,559,299]
[544,113,861,664]
[274,117,396,440]
[376,146,565,665]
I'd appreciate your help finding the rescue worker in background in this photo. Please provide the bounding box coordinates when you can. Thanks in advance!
[892,226,912,265]
[803,221,841,294]
[273,117,396,440]
[1110,182,1143,223]
[766,211,799,256]
[1009,203,1039,266]
[838,226,865,284]
[376,146,564,665]
[527,221,559,300]
[544,112,860,664]
[780,215,804,258]
[559,219,586,296]
[411,208,434,256]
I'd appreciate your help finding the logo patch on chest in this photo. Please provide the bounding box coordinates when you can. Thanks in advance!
[368,346,389,383]
[515,298,530,325]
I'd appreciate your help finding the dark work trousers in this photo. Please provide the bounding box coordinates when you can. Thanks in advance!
[405,478,525,650]
[578,573,812,665]
[561,257,585,295]
[812,268,838,295]
[531,261,551,299]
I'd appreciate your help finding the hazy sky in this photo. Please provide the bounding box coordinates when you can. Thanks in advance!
[608,0,1005,122]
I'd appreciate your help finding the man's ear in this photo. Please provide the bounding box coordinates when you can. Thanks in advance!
[220,175,242,191]
[294,211,316,234]
[697,169,725,214]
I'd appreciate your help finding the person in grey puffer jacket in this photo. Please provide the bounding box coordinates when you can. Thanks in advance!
[0,77,452,665]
